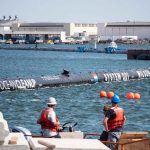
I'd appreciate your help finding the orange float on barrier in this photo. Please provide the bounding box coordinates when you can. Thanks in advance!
[107,91,114,99]
[134,93,141,100]
[127,92,135,99]
[99,90,107,98]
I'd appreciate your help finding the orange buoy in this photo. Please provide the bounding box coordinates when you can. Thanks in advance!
[126,92,135,99]
[99,90,107,98]
[134,93,141,100]
[107,91,114,99]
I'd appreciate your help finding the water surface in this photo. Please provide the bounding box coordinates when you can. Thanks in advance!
[0,46,150,135]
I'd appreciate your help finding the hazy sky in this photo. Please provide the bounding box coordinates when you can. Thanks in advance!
[1,0,150,23]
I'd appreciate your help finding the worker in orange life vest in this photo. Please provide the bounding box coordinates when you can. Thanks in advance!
[37,97,62,137]
[103,94,126,150]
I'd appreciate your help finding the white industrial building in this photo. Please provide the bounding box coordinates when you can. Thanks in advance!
[0,19,97,43]
[97,21,150,41]
[68,23,97,36]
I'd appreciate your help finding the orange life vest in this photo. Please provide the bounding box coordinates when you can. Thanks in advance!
[107,106,125,131]
[38,108,60,132]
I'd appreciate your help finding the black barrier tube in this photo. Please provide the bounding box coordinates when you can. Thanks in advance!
[0,69,150,92]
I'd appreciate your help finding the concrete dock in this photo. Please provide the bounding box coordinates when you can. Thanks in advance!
[29,138,110,150]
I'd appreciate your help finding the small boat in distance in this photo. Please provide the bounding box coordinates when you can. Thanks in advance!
[105,41,127,54]
[105,41,118,53]
[77,41,97,52]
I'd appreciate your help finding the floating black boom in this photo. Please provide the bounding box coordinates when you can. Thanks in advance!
[0,69,150,92]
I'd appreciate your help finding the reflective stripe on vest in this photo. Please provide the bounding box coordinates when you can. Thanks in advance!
[107,106,124,131]
[39,108,60,132]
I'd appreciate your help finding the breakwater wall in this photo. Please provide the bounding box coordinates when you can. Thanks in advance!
[0,69,150,92]
[0,46,101,52]
[127,49,150,60]
[0,46,127,54]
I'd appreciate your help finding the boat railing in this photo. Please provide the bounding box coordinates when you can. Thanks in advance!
[102,138,150,150]
[84,132,150,150]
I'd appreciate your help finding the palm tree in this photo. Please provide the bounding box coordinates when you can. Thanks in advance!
[3,16,6,20]
[14,15,18,20]
[9,16,11,20]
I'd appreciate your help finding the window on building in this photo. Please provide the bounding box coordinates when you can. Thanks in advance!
[89,24,96,27]
[75,24,81,27]
[82,24,88,27]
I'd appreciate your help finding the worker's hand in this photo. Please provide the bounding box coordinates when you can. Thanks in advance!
[58,127,63,132]
[106,129,109,132]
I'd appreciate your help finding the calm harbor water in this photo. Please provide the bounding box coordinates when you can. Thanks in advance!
[0,44,150,136]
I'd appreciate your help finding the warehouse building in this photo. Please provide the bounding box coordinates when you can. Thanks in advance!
[0,19,97,43]
[97,21,150,41]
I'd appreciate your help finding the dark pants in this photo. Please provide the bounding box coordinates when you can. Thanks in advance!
[99,130,108,141]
